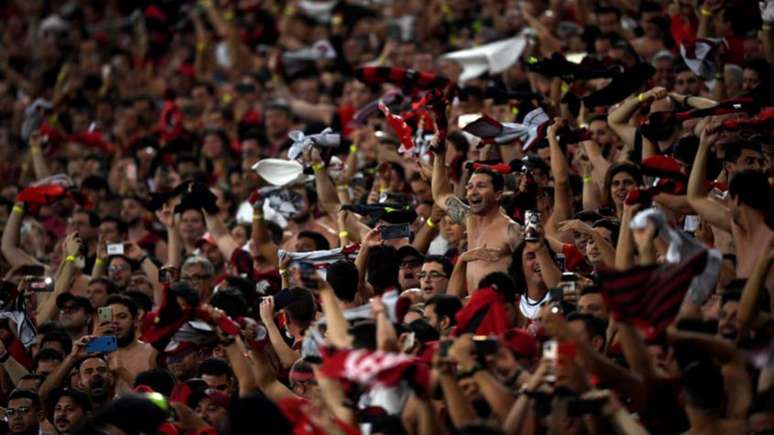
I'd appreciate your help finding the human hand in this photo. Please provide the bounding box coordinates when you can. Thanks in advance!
[459,245,504,263]
[259,296,275,326]
[124,242,146,262]
[362,226,384,249]
[447,334,477,368]
[63,232,83,258]
[580,389,623,416]
[557,219,594,236]
[155,202,175,229]
[546,118,566,138]
[170,402,210,432]
[370,296,387,316]
[643,86,668,101]
[93,320,115,337]
[71,335,94,359]
[632,219,657,253]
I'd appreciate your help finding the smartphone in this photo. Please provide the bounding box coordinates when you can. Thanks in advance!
[524,210,541,242]
[85,336,118,354]
[472,336,499,356]
[28,277,54,292]
[555,253,566,272]
[98,306,112,323]
[380,223,411,240]
[107,243,124,256]
[438,340,453,358]
[684,215,700,232]
[543,340,558,361]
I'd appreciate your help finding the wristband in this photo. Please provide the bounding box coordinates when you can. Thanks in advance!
[379,187,388,193]
[30,147,41,156]
[700,7,712,16]
[279,269,289,276]
[426,218,435,228]
[253,213,264,220]
[284,5,296,16]
[336,185,348,192]
[338,231,349,238]
[582,176,593,184]
[636,93,646,103]
[95,258,106,266]
[196,41,207,52]
[349,144,359,154]
[12,205,24,215]
[312,162,324,173]
[65,255,77,263]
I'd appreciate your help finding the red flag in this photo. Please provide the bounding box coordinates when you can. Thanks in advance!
[319,347,430,391]
[452,287,510,336]
[597,251,709,339]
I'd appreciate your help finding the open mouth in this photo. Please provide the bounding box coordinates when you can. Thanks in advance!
[422,286,434,294]
[469,196,483,207]
[615,191,628,201]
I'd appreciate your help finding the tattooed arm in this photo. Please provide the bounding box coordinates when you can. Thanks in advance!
[443,195,471,226]
[507,221,523,252]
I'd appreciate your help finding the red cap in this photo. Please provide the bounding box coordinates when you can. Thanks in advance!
[195,232,216,248]
[500,328,539,359]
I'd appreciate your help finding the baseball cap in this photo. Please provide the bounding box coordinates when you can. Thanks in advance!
[500,328,538,359]
[56,293,94,314]
[195,232,216,249]
[397,245,424,262]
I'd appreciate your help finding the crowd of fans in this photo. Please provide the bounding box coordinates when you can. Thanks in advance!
[1,0,774,434]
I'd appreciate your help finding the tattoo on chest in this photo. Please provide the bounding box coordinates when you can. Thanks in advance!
[444,196,470,225]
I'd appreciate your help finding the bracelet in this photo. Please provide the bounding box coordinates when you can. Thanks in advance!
[196,41,207,52]
[95,258,106,266]
[636,93,646,103]
[30,147,41,156]
[426,218,435,228]
[312,162,324,173]
[582,175,593,184]
[700,7,712,16]
[253,213,264,220]
[12,205,24,215]
[338,231,349,238]
[284,5,296,16]
[65,255,77,263]
[336,185,348,192]
[349,144,359,154]
[379,187,388,193]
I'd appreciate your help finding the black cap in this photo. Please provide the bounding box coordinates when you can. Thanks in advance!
[397,245,423,262]
[56,293,94,314]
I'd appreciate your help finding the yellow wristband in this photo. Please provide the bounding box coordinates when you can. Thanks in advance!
[65,255,77,263]
[279,268,289,275]
[339,231,349,238]
[12,205,24,215]
[583,176,593,184]
[95,258,106,266]
[31,147,41,156]
[196,41,207,52]
[349,144,359,154]
[312,163,324,173]
[426,218,435,228]
[637,93,646,103]
[336,185,348,192]
[700,8,712,16]
[379,187,388,193]
[253,213,263,220]
[284,6,296,17]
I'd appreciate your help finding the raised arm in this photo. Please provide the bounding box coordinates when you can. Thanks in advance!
[203,210,239,261]
[308,149,340,217]
[39,335,91,403]
[686,127,731,232]
[2,204,40,268]
[258,297,300,369]
[156,203,182,269]
[372,297,399,352]
[615,204,639,270]
[607,87,665,152]
[36,233,81,325]
[318,278,353,349]
[546,121,574,232]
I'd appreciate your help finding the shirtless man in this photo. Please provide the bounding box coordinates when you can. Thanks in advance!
[432,142,522,291]
[94,294,155,391]
[687,129,773,278]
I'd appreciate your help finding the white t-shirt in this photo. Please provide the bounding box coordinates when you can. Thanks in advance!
[519,291,550,320]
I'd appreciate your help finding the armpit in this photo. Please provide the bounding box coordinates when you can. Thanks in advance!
[444,195,470,225]
[507,221,523,251]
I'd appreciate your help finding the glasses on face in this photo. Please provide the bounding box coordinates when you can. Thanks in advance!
[60,304,83,314]
[676,78,697,85]
[182,274,211,283]
[108,264,130,273]
[6,406,31,417]
[417,271,447,280]
[291,379,316,393]
[399,260,422,270]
